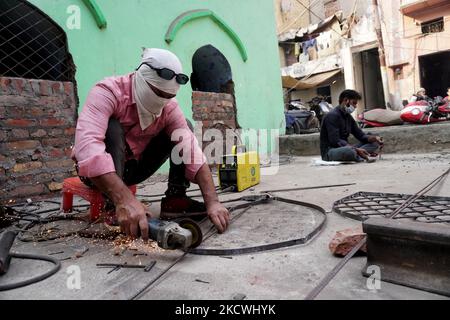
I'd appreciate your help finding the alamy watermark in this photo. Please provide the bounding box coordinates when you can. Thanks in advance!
[66,5,81,30]
[66,265,81,290]
[170,125,281,176]
[366,265,381,290]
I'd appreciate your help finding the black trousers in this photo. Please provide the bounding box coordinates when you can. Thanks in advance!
[81,118,191,196]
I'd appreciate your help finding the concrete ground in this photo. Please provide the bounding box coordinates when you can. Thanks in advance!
[1,151,450,300]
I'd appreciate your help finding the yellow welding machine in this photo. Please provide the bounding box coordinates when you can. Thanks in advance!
[218,145,260,192]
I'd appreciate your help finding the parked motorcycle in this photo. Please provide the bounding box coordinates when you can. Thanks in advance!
[401,96,450,124]
[358,108,404,128]
[308,96,332,126]
[285,100,320,135]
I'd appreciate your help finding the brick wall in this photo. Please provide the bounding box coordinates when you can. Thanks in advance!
[0,77,77,203]
[192,91,239,161]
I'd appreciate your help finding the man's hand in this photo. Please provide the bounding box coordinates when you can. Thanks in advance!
[116,198,153,241]
[90,172,153,241]
[195,163,231,234]
[355,148,370,160]
[368,135,384,146]
[207,201,230,234]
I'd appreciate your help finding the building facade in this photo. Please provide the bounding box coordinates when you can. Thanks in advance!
[0,0,284,201]
[277,0,450,114]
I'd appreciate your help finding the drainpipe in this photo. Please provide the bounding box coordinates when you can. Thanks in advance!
[372,0,391,109]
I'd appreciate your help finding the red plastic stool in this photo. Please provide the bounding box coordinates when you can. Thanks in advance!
[62,177,137,222]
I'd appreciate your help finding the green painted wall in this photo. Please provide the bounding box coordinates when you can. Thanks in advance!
[29,0,284,132]
[25,0,282,174]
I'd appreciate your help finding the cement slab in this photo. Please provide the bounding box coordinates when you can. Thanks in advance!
[1,151,450,300]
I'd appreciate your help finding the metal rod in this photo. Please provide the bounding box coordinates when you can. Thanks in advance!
[261,183,356,194]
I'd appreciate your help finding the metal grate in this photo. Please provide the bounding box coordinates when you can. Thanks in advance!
[0,0,75,81]
[333,192,450,225]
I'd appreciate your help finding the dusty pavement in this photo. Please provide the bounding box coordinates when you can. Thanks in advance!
[1,151,450,300]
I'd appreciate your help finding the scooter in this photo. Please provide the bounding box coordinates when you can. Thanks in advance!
[285,100,320,135]
[401,96,450,124]
[358,108,404,128]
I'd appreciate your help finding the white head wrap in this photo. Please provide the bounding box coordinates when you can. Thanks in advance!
[134,48,183,130]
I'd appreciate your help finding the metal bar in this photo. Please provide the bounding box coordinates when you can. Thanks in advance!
[260,183,356,194]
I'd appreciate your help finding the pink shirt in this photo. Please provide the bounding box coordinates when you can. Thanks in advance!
[72,73,206,182]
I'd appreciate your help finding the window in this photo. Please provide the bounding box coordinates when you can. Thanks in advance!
[421,17,444,34]
[0,0,75,81]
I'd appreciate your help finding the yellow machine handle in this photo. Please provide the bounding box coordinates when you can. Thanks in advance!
[232,145,247,155]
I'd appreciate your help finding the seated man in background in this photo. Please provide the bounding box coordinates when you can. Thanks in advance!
[320,90,384,163]
[410,88,429,103]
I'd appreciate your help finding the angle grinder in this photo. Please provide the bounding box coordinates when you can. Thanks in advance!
[148,218,203,250]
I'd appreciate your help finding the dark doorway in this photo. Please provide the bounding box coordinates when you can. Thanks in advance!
[0,0,75,82]
[191,45,233,94]
[360,48,386,110]
[420,51,450,99]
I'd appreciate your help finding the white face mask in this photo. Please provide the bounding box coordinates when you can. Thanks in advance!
[345,105,356,114]
[133,48,183,130]
[134,70,170,129]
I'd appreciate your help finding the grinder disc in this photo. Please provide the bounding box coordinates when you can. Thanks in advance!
[177,219,203,249]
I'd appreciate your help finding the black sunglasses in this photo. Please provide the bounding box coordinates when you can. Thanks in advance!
[136,62,189,85]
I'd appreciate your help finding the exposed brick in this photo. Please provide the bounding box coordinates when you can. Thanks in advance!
[12,161,43,173]
[30,80,41,96]
[16,173,52,184]
[42,137,72,147]
[31,150,43,161]
[9,184,46,198]
[29,107,45,117]
[6,106,25,118]
[0,78,12,95]
[219,100,234,108]
[64,127,76,136]
[0,77,77,202]
[64,148,73,158]
[211,105,234,113]
[11,129,29,139]
[329,226,367,257]
[221,120,237,129]
[40,118,67,127]
[46,159,74,169]
[3,119,36,127]
[2,140,40,151]
[12,78,25,95]
[48,128,63,137]
[209,112,235,121]
[47,182,63,191]
[51,82,63,95]
[218,93,234,101]
[31,129,47,138]
[39,80,52,96]
[63,82,73,96]
[48,148,65,158]
[0,95,39,107]
[192,91,205,100]
[36,96,64,106]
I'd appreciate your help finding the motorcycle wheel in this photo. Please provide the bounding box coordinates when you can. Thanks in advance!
[293,120,302,134]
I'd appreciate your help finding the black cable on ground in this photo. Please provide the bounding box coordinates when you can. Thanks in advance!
[0,252,61,291]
